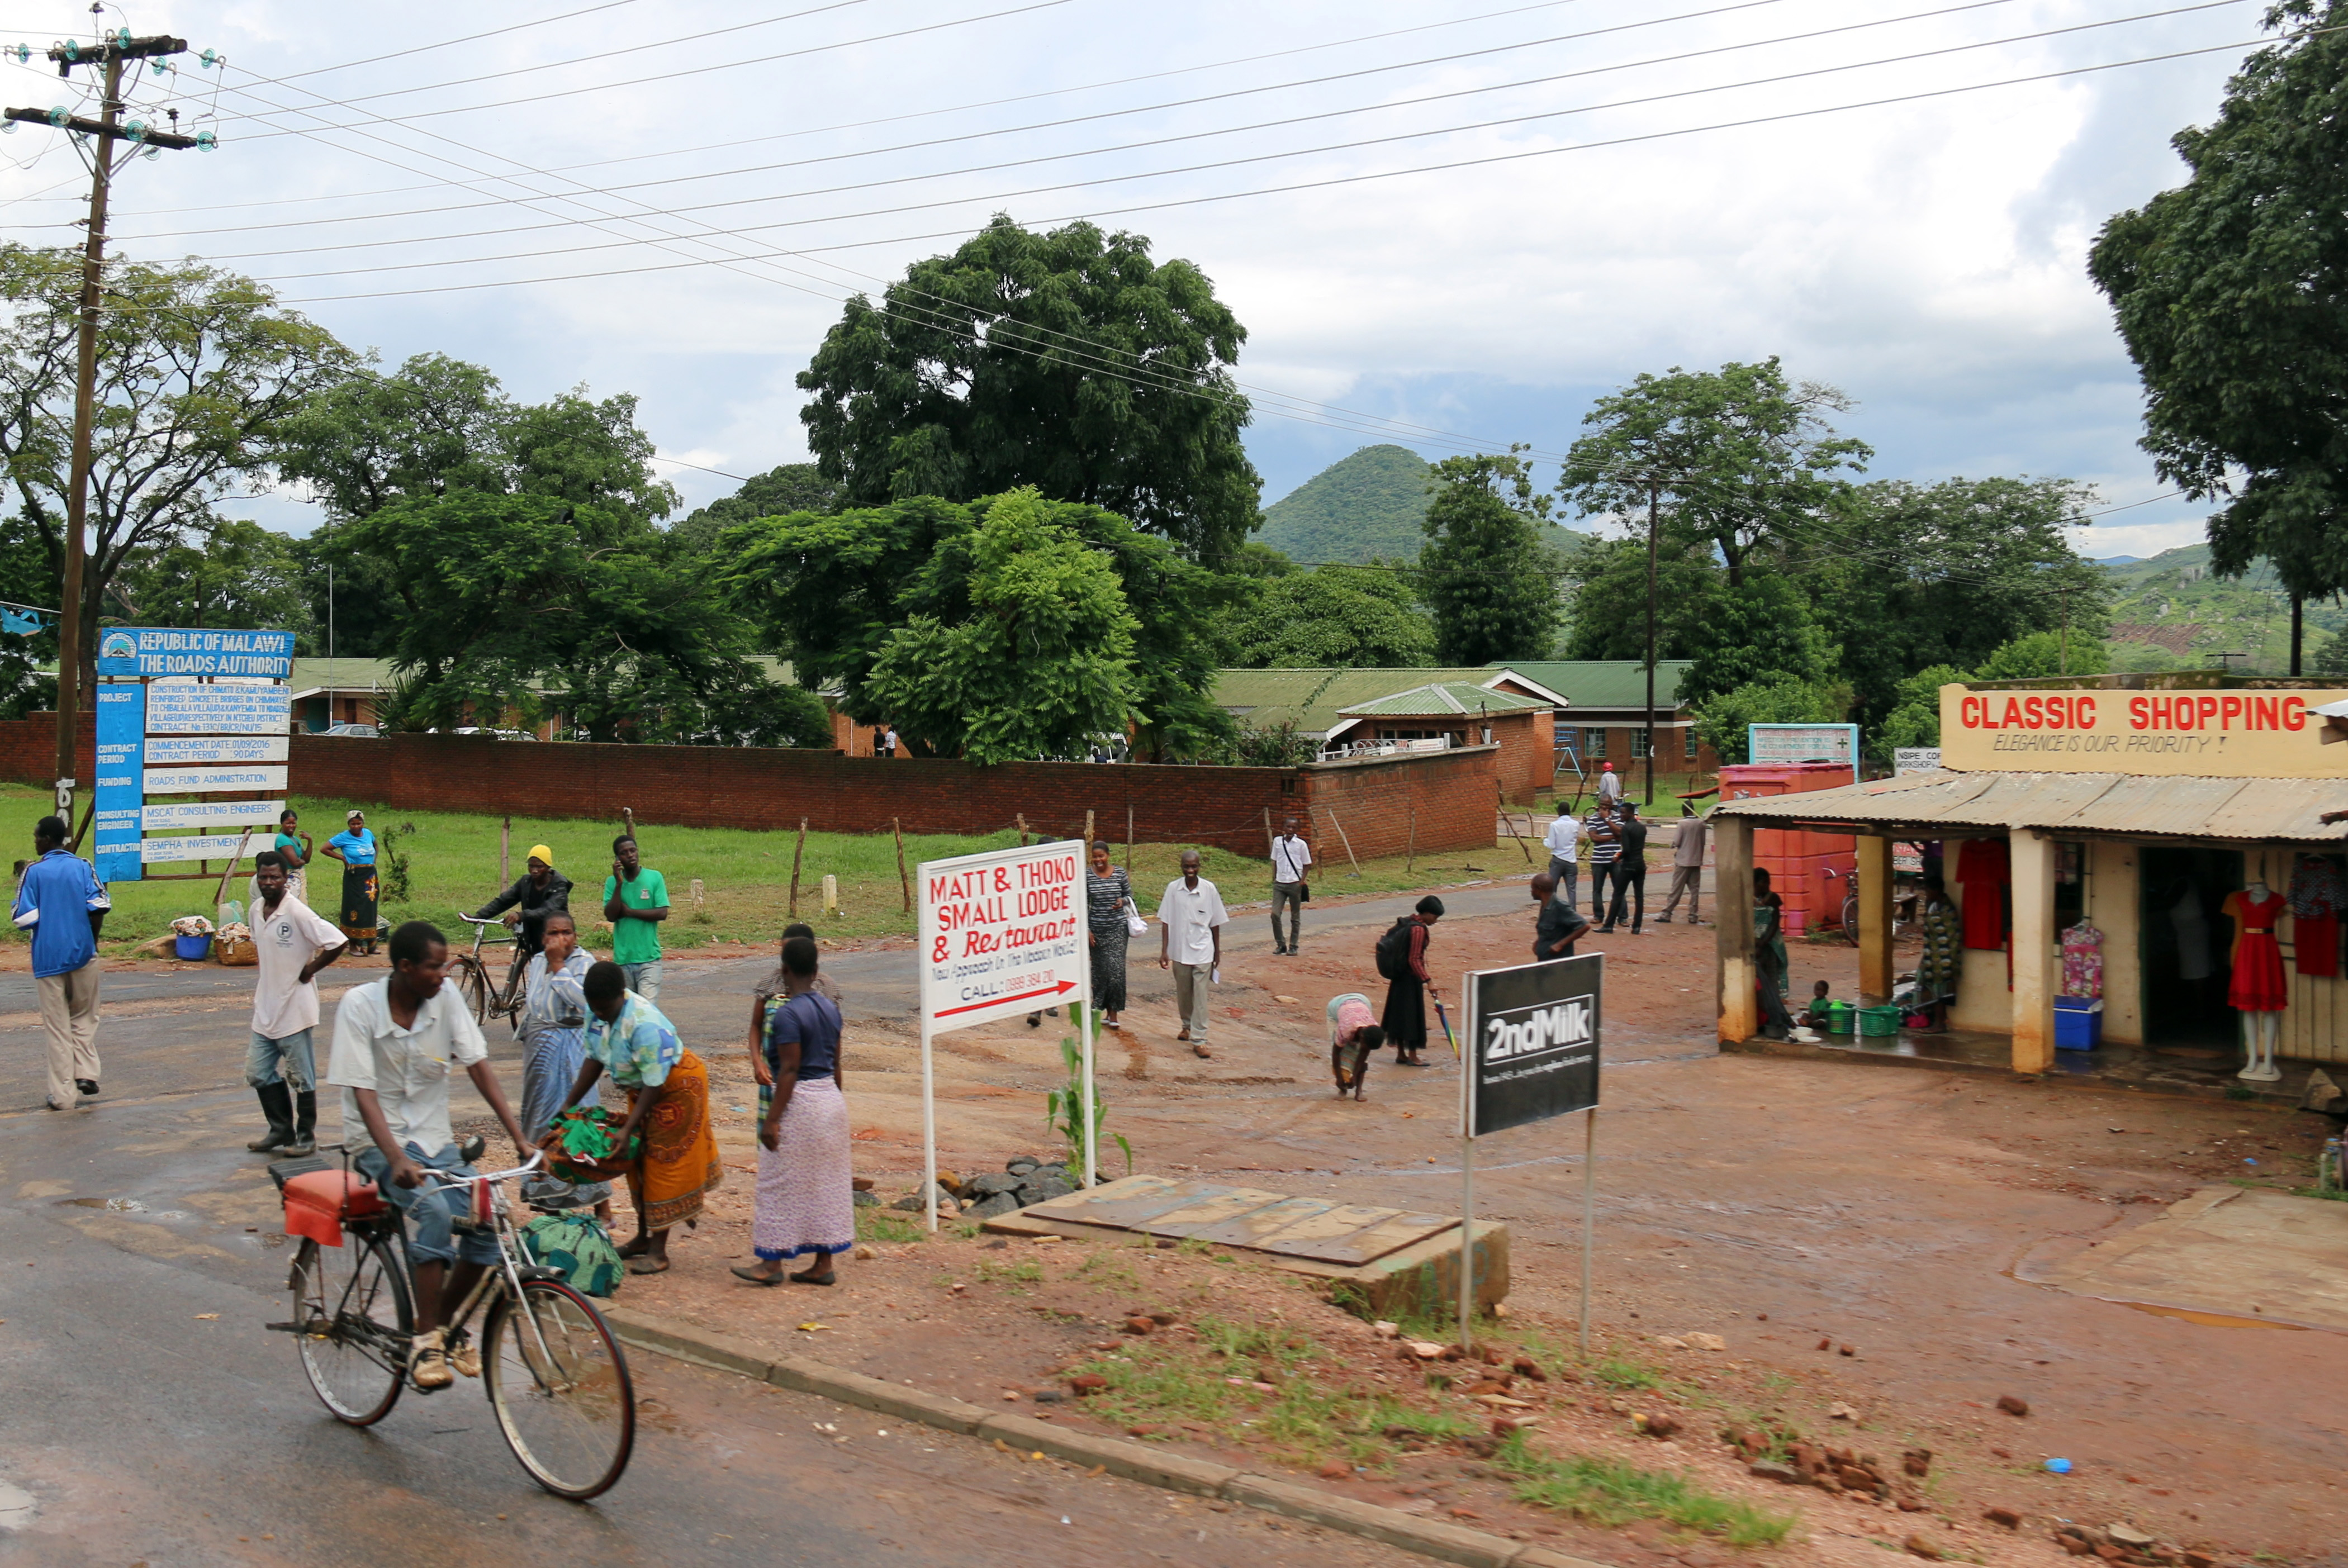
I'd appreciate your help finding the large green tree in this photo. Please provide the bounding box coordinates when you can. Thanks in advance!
[1559,534,1719,661]
[110,517,310,636]
[796,216,1262,563]
[1224,563,1436,668]
[1418,449,1563,664]
[2087,0,2348,671]
[1680,574,1839,706]
[719,489,1232,761]
[1557,358,1871,588]
[670,462,839,554]
[0,248,355,686]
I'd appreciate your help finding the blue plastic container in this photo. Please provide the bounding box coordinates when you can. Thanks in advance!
[2053,996,2102,1051]
[174,933,212,961]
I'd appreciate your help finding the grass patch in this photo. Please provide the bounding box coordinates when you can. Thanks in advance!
[3,780,1507,951]
[1074,1248,1141,1291]
[856,1207,927,1244]
[1493,1431,1796,1548]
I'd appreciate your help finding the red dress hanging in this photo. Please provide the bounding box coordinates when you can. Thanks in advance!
[1954,839,2010,951]
[2221,889,2289,1013]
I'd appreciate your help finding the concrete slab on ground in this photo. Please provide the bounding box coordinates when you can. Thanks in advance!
[2037,1185,2348,1332]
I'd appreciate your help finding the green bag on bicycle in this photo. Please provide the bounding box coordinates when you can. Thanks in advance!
[520,1212,624,1299]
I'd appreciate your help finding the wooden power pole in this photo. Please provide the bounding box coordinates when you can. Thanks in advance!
[6,28,198,820]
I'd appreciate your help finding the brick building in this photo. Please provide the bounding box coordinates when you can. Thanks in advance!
[1326,682,1553,804]
[1482,661,1717,780]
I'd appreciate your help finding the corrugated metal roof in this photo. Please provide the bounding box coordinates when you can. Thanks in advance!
[1714,770,2348,843]
[1337,681,1553,718]
[1485,659,1694,710]
[1212,667,1512,736]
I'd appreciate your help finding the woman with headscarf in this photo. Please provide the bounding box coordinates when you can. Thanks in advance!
[1086,841,1133,1030]
[320,809,379,956]
[549,961,722,1274]
[516,911,610,1216]
[733,934,853,1286]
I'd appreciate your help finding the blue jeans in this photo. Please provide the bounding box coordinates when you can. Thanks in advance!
[620,961,662,1002]
[355,1141,499,1267]
[245,1028,315,1092]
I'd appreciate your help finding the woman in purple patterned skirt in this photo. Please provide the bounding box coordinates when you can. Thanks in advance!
[732,934,853,1286]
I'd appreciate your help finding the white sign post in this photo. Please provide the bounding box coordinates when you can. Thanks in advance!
[915,839,1093,1230]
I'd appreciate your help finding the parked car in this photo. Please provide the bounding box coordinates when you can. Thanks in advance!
[319,723,378,738]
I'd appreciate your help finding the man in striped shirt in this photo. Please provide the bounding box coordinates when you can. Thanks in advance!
[1584,804,1622,924]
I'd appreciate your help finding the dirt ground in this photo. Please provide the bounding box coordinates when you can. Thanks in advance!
[488,899,2339,1568]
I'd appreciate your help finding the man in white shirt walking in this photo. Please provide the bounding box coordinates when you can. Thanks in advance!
[1156,849,1228,1059]
[1656,807,1709,924]
[1542,810,1582,910]
[327,919,530,1389]
[1269,816,1312,956]
[244,849,348,1156]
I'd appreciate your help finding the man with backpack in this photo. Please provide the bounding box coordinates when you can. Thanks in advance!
[1375,896,1444,1066]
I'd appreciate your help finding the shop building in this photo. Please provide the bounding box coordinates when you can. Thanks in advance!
[1710,675,2348,1077]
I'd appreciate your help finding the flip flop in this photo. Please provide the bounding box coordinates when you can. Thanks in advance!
[625,1255,671,1275]
[731,1265,785,1286]
[790,1268,838,1286]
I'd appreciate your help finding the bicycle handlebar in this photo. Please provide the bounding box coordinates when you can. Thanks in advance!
[412,1150,546,1189]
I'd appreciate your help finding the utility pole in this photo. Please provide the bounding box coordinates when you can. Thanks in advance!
[1643,479,1659,809]
[6,25,197,821]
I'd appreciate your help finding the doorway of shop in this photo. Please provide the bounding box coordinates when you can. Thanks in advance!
[2139,845,2243,1048]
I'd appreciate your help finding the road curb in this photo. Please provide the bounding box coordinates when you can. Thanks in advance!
[601,1304,1617,1568]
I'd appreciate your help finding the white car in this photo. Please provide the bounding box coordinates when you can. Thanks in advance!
[319,723,378,738]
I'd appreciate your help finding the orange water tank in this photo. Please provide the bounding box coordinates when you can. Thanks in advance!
[1718,762,1858,937]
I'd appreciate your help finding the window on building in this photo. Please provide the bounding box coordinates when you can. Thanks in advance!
[1555,724,1579,756]
[1631,729,1651,759]
[1584,728,1607,760]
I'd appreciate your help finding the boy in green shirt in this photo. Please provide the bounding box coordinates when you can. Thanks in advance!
[603,834,670,1001]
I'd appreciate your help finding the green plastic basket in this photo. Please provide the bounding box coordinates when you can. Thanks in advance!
[1856,1005,1901,1038]
[1820,1001,1854,1036]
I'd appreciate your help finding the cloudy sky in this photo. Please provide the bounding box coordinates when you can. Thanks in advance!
[0,0,2276,557]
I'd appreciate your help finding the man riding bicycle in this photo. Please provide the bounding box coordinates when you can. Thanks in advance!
[470,845,571,970]
[325,919,531,1389]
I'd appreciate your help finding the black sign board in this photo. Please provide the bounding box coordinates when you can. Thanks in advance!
[1464,953,1602,1137]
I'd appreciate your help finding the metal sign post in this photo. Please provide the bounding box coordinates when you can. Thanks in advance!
[915,839,1092,1230]
[1459,952,1605,1352]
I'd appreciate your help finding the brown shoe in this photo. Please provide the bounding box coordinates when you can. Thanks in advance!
[1193,1043,1213,1059]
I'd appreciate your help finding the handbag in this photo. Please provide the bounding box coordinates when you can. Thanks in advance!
[1298,882,1311,902]
[1125,897,1147,938]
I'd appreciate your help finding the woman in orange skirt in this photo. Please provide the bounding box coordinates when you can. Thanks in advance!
[548,960,722,1274]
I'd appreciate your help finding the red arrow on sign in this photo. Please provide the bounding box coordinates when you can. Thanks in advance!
[936,978,1078,1019]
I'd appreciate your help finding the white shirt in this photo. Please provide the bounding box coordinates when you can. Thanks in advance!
[249,892,347,1040]
[1598,771,1623,801]
[1157,877,1229,966]
[1272,834,1312,883]
[326,977,490,1157]
[1543,815,1581,859]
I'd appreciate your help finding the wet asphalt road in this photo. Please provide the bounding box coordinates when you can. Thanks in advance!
[0,881,1566,1567]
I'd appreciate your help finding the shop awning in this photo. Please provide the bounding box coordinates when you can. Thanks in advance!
[1713,769,2348,844]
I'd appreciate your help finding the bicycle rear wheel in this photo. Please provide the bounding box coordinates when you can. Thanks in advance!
[451,954,490,1024]
[483,1277,635,1499]
[292,1233,411,1426]
[1841,892,1861,945]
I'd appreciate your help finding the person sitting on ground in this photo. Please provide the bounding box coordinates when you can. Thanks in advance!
[1795,980,1835,1028]
[1531,872,1592,964]
[733,935,853,1287]
[326,919,531,1388]
[1326,992,1386,1101]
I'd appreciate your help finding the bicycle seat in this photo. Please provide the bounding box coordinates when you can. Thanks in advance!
[283,1170,386,1247]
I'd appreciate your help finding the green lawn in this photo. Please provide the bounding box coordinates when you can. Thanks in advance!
[0,784,1516,953]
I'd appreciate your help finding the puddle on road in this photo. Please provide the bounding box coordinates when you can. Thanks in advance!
[55,1196,190,1220]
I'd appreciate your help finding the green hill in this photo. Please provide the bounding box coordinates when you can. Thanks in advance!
[2099,541,2347,672]
[1258,445,1434,563]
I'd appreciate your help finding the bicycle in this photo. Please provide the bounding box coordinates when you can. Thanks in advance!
[450,913,529,1029]
[268,1145,635,1500]
[1828,865,1918,947]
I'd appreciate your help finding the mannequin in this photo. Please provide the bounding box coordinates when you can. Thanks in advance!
[2221,877,2287,1082]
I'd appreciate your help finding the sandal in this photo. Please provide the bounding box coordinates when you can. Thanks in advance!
[790,1267,837,1286]
[625,1255,671,1275]
[731,1265,785,1286]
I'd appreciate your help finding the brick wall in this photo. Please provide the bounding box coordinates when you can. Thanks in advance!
[0,711,93,791]
[1296,745,1497,861]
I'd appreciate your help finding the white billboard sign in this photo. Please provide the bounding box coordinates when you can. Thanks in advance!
[144,766,289,795]
[1893,747,1943,776]
[916,839,1095,1224]
[141,799,286,832]
[145,735,288,766]
[141,833,264,864]
[146,685,291,735]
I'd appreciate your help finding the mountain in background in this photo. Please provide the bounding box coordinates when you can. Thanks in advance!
[2098,541,2345,672]
[1257,444,1434,563]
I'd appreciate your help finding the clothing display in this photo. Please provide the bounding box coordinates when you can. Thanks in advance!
[2060,921,2105,1000]
[1954,839,2010,951]
[1914,897,1961,1003]
[2288,854,2347,979]
[2220,887,2289,1013]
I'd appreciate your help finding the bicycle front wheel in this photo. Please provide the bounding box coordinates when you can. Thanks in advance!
[483,1277,635,1499]
[1841,893,1861,945]
[451,954,490,1024]
[292,1233,411,1426]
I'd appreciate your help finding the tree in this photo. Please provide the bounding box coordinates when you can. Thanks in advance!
[669,463,839,554]
[1873,664,1970,756]
[1805,477,2110,728]
[860,488,1141,763]
[0,248,355,687]
[1419,449,1563,664]
[719,489,1234,761]
[1679,574,1838,707]
[1559,534,1720,661]
[1557,358,1871,589]
[2087,1,2348,671]
[1224,564,1436,668]
[110,518,310,635]
[1692,677,1849,764]
[796,216,1263,562]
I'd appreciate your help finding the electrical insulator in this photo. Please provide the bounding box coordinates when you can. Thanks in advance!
[194,129,216,151]
[123,118,146,142]
[140,144,159,160]
[45,106,69,127]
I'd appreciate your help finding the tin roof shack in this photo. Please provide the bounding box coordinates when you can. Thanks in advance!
[1329,682,1554,804]
[1709,674,2348,1080]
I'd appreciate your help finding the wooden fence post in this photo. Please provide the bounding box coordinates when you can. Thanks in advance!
[1407,797,1416,874]
[1017,813,1030,847]
[893,818,910,914]
[1126,804,1134,874]
[500,814,511,887]
[788,818,807,918]
[1317,805,1362,877]
[1499,781,1533,863]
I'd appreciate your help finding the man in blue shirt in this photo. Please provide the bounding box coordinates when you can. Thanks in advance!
[12,816,110,1110]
